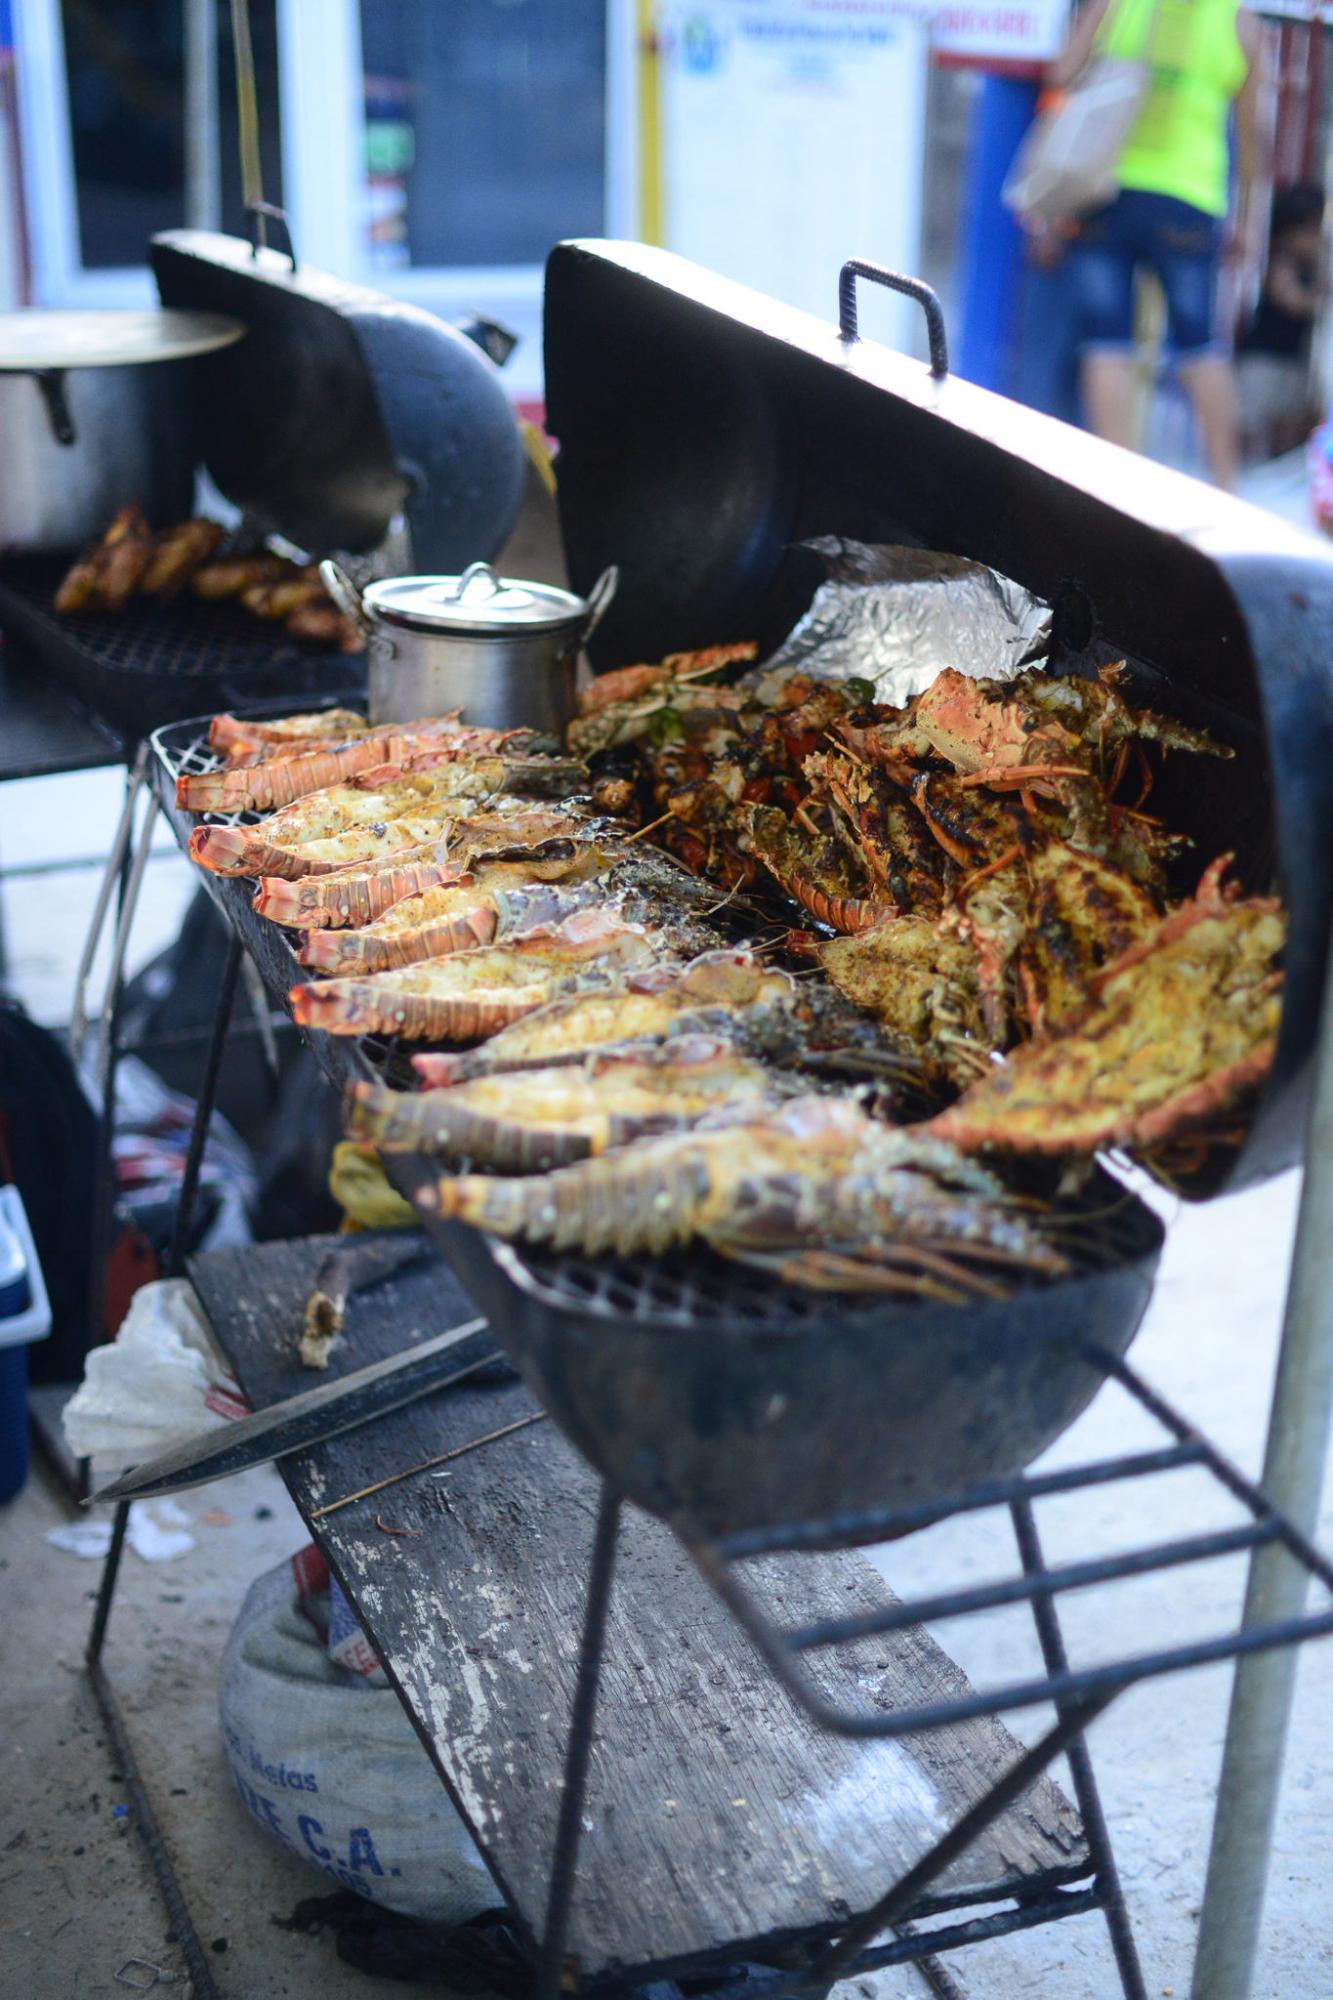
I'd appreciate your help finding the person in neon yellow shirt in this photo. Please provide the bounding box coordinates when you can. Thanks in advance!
[1046,0,1265,487]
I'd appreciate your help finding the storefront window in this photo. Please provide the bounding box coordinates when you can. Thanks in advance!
[61,0,281,270]
[358,0,605,270]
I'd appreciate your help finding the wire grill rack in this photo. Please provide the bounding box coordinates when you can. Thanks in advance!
[0,555,364,736]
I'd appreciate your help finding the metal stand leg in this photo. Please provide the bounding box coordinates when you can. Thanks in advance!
[797,1692,1114,1997]
[165,932,242,1277]
[1191,961,1333,1996]
[83,931,242,1999]
[536,1484,623,2000]
[1011,1497,1147,2000]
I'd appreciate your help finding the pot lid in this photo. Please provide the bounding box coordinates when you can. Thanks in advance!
[0,308,244,371]
[363,562,588,634]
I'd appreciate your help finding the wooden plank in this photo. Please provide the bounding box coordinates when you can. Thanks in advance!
[193,1235,1087,1982]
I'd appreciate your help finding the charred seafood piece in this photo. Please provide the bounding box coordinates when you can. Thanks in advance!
[929,859,1284,1159]
[1016,840,1160,1032]
[418,1095,1068,1298]
[348,1035,796,1172]
[252,816,622,926]
[568,643,758,757]
[839,661,1229,788]
[817,918,990,1087]
[289,910,660,1039]
[54,503,155,613]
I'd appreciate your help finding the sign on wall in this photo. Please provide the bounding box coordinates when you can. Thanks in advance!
[653,2,930,356]
[931,0,1070,64]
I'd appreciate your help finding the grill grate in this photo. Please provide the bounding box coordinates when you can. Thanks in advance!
[0,556,364,735]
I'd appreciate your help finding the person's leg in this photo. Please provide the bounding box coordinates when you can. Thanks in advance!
[1179,352,1240,487]
[1149,196,1237,487]
[1082,348,1139,447]
[1069,196,1140,446]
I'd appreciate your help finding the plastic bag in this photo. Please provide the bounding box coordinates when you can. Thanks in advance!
[62,1277,247,1463]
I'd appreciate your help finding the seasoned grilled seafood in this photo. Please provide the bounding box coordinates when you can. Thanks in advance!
[54,503,154,613]
[417,1095,1067,1295]
[293,845,721,975]
[839,662,1229,787]
[1016,841,1159,1032]
[208,708,368,753]
[290,910,659,1039]
[568,643,758,757]
[817,919,989,1084]
[409,951,799,1085]
[252,816,622,927]
[930,860,1284,1157]
[188,756,584,877]
[409,950,912,1093]
[176,720,519,813]
[293,853,612,972]
[140,518,225,595]
[349,1036,794,1171]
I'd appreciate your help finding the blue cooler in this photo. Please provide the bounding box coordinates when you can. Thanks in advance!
[0,1185,52,1501]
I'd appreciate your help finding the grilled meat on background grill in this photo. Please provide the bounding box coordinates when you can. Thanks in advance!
[53,502,155,612]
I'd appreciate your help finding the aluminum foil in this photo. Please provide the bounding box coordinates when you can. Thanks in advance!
[751,538,1052,708]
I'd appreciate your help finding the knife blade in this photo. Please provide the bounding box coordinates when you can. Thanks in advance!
[92,1314,494,1504]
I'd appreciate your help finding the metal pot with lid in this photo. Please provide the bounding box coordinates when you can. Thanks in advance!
[0,308,244,553]
[322,559,618,735]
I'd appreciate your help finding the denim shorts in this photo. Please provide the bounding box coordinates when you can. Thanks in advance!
[1070,189,1224,358]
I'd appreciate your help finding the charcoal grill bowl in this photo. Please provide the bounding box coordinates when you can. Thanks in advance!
[411,1171,1163,1540]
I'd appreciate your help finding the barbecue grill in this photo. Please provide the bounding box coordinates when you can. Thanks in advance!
[106,245,1333,2000]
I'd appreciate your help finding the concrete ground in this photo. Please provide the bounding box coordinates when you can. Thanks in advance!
[3,464,1331,1997]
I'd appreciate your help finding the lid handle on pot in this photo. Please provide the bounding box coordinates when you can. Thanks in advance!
[838,259,949,381]
[449,561,504,605]
[581,564,619,646]
[319,559,372,638]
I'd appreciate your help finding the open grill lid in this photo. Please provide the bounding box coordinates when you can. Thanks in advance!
[150,229,527,570]
[543,238,1333,1196]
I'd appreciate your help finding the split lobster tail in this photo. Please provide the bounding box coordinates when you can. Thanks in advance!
[187,824,254,875]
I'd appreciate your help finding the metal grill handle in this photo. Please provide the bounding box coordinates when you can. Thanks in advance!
[838,259,949,380]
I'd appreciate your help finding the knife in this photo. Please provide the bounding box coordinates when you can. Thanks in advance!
[92,1314,496,1504]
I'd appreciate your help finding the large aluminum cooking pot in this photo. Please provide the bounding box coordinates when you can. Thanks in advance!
[0,309,244,553]
[322,558,617,735]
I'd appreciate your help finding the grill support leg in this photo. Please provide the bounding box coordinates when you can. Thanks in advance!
[796,1692,1113,1997]
[536,1483,622,2000]
[83,921,243,1997]
[1010,1497,1147,2000]
[165,931,242,1277]
[1192,912,1333,2000]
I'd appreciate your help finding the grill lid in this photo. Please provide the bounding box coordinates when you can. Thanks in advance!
[149,229,526,569]
[542,238,1333,1196]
